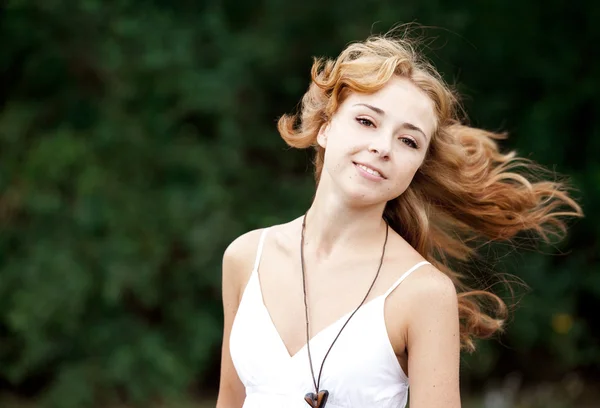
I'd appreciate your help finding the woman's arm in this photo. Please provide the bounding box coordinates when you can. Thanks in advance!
[216,231,261,408]
[405,267,461,408]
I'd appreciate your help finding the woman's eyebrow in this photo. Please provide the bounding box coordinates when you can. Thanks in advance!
[354,103,384,115]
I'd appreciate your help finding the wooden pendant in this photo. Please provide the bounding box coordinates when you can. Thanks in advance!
[304,390,329,408]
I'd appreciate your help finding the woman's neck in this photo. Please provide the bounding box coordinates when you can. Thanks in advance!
[303,181,388,260]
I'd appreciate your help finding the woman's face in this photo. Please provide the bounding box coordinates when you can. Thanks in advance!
[317,76,436,206]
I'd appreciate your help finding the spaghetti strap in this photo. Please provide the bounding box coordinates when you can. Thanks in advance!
[253,227,270,272]
[383,260,431,298]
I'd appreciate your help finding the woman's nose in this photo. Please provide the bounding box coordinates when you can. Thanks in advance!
[368,133,392,159]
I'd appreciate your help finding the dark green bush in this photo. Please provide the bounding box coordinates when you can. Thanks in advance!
[0,1,598,406]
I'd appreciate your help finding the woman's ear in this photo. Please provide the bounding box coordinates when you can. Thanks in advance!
[317,122,330,148]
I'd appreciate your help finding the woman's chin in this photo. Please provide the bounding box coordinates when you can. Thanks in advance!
[341,187,395,207]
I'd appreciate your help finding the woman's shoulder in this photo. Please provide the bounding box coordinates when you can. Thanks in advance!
[392,259,458,323]
[385,239,457,314]
[222,228,263,270]
[222,217,302,277]
[386,233,456,298]
[406,264,456,303]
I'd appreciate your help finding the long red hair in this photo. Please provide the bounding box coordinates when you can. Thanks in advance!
[277,33,583,351]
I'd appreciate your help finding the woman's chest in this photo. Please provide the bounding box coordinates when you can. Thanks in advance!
[258,253,408,359]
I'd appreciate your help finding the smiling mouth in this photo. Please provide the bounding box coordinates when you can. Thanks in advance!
[353,162,385,179]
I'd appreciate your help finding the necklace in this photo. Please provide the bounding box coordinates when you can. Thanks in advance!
[300,213,389,408]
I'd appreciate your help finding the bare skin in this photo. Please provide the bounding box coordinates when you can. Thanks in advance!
[217,77,461,408]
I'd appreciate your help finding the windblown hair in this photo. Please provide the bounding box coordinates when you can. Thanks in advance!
[277,31,583,351]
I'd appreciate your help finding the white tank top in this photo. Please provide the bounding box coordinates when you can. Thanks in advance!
[230,227,431,408]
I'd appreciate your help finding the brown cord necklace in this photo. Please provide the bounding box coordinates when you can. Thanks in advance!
[301,213,389,408]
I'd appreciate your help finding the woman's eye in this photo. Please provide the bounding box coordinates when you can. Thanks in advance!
[356,118,375,127]
[400,137,418,149]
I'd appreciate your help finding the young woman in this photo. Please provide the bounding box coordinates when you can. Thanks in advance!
[216,33,582,408]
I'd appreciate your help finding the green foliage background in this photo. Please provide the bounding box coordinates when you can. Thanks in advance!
[1,1,598,407]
